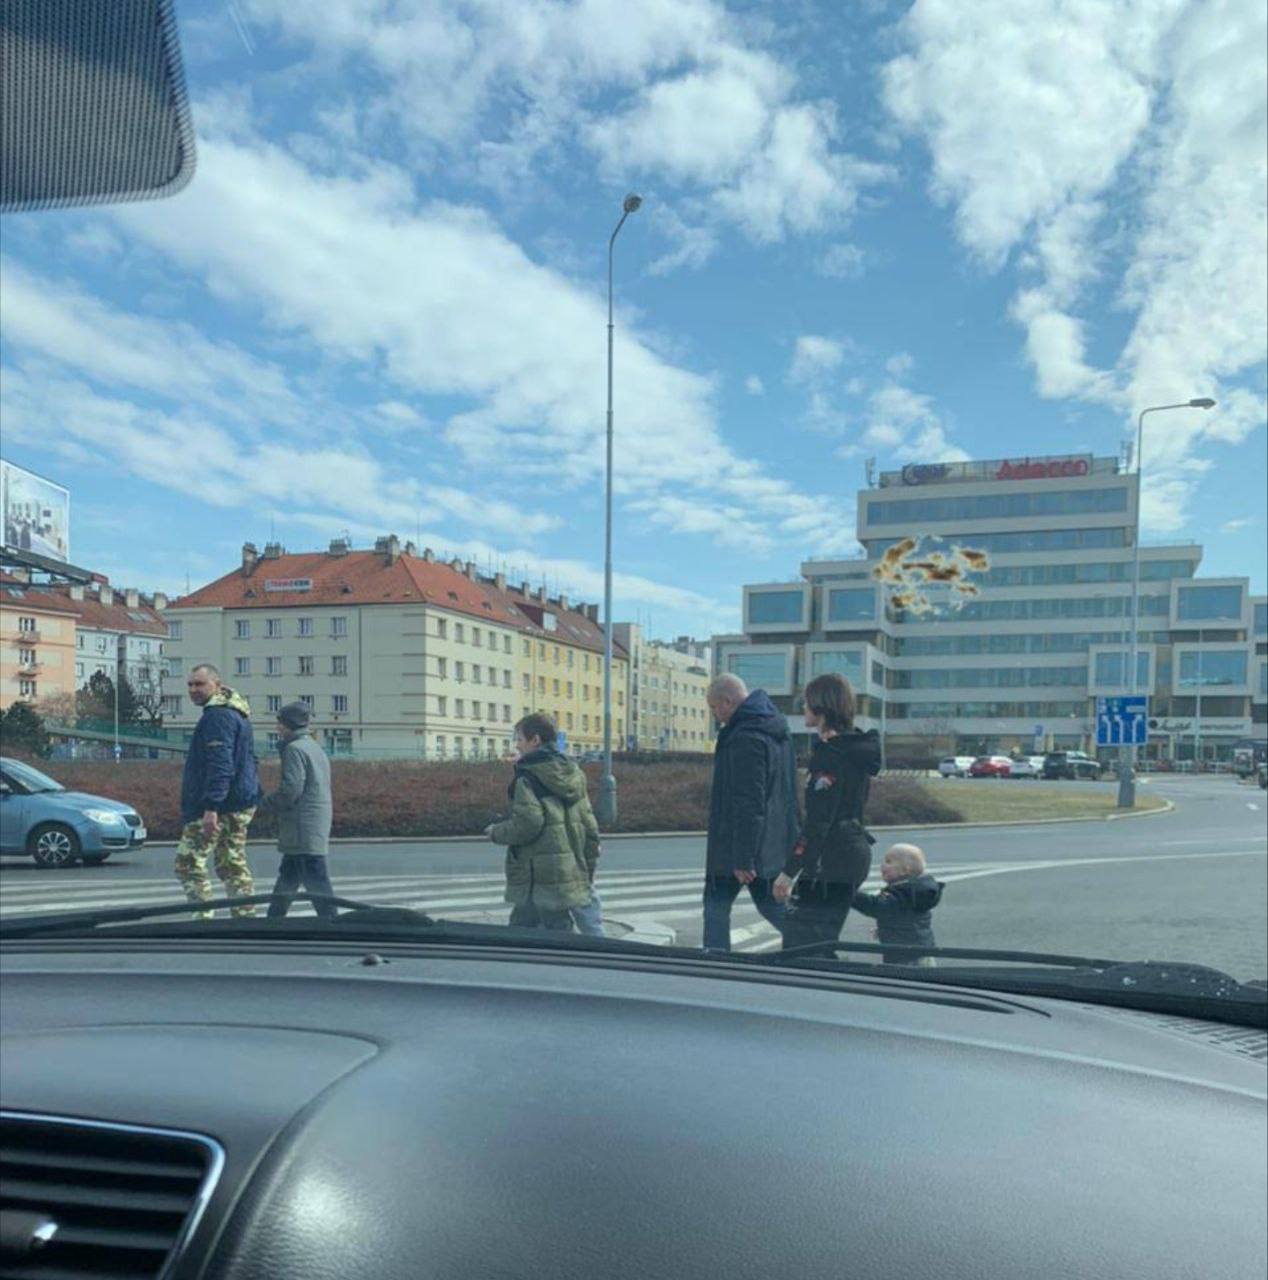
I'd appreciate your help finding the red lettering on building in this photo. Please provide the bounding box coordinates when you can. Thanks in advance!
[995,457,1089,481]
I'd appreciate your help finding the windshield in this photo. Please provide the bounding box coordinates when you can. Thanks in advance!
[1,759,63,793]
[0,0,1265,1013]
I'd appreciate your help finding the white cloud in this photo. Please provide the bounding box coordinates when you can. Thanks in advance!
[645,206,719,276]
[0,258,302,431]
[1219,516,1254,534]
[105,131,858,552]
[789,334,846,384]
[246,0,888,248]
[744,375,765,396]
[816,242,867,280]
[883,0,1267,532]
[885,352,914,379]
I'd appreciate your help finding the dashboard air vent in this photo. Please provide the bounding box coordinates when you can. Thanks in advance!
[0,1111,222,1280]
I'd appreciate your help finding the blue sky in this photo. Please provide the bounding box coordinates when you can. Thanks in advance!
[2,0,1265,636]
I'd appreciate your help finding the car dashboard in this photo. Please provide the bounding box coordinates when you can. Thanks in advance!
[1,938,1265,1280]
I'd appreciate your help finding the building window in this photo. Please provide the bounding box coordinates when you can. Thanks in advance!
[234,657,250,677]
[503,636,512,654]
[582,714,590,732]
[267,695,282,713]
[1176,585,1244,623]
[75,662,84,678]
[567,682,574,697]
[332,655,348,676]
[235,619,251,639]
[472,667,482,684]
[502,705,511,722]
[488,702,497,720]
[487,666,496,684]
[437,657,447,678]
[1179,651,1248,687]
[17,678,36,697]
[456,739,465,760]
[1093,652,1150,689]
[437,618,448,640]
[298,617,314,637]
[566,713,574,729]
[538,677,546,694]
[436,735,447,759]
[437,696,448,716]
[867,486,1128,526]
[522,673,530,691]
[567,650,574,668]
[266,618,282,638]
[331,616,348,637]
[456,661,466,682]
[538,643,546,659]
[523,639,531,657]
[76,633,85,649]
[299,656,314,676]
[332,694,348,713]
[826,588,876,623]
[17,616,36,633]
[456,699,465,717]
[299,694,315,710]
[165,695,183,716]
[552,679,560,695]
[502,670,511,688]
[1255,602,1268,636]
[747,590,805,625]
[17,646,35,665]
[95,636,109,653]
[267,732,281,751]
[473,629,482,647]
[726,651,787,689]
[167,621,183,641]
[456,623,465,643]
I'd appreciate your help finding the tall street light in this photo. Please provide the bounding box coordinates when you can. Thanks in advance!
[1117,396,1216,808]
[598,193,642,828]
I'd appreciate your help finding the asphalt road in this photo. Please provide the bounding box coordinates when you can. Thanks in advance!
[3,775,1265,978]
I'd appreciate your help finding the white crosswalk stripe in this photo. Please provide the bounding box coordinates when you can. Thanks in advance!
[0,861,1021,951]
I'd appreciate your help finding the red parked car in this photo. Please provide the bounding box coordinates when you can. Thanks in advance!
[969,755,1013,778]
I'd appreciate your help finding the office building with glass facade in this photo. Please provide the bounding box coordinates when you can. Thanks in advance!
[716,455,1267,762]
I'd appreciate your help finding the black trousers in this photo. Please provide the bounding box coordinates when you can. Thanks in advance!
[267,854,337,920]
[781,879,856,952]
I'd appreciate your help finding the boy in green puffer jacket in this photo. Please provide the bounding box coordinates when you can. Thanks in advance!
[485,713,601,931]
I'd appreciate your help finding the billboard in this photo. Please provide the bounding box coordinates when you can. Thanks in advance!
[1,460,70,562]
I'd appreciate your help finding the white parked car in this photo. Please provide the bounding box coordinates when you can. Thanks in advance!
[1008,756,1046,779]
[938,756,976,778]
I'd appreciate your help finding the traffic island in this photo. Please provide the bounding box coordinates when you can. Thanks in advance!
[914,782,1170,825]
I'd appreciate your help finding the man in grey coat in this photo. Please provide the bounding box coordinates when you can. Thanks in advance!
[261,703,337,920]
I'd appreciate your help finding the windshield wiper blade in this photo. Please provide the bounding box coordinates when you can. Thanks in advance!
[0,892,390,938]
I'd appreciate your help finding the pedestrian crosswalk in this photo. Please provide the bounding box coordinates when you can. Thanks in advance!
[0,861,1031,952]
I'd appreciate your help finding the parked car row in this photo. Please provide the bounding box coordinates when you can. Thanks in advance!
[938,751,1108,780]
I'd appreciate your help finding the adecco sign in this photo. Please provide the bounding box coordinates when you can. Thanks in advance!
[995,456,1090,481]
[263,578,313,593]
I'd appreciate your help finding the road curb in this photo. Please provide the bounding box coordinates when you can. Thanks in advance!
[140,802,1175,850]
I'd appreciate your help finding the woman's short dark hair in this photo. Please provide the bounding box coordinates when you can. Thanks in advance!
[804,673,855,731]
[515,713,557,746]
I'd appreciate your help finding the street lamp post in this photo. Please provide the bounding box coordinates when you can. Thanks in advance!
[1117,397,1216,808]
[598,193,642,828]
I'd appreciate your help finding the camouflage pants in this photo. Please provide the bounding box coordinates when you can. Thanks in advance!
[174,809,257,919]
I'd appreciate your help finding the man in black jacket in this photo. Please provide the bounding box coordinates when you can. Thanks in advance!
[702,674,797,951]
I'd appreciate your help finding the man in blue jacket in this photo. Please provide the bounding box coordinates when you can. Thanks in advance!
[175,663,263,919]
[702,674,797,951]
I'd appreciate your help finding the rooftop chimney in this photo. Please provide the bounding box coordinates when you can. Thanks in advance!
[423,547,435,563]
[558,594,569,611]
[404,540,417,557]
[520,581,532,597]
[387,534,402,565]
[464,561,477,581]
[69,584,84,601]
[586,604,599,622]
[329,538,350,557]
[153,592,168,610]
[262,541,284,559]
[125,589,139,609]
[242,542,259,577]
[494,572,507,591]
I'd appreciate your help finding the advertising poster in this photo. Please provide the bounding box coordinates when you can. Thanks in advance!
[1,460,71,562]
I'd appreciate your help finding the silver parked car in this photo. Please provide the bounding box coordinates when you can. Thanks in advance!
[0,757,147,868]
[1008,756,1046,779]
[938,756,975,778]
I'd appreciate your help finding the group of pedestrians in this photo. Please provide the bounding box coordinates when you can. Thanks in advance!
[702,671,943,959]
[173,660,941,961]
[175,663,337,921]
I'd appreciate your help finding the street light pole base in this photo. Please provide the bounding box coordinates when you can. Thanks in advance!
[596,773,618,828]
[1116,770,1136,810]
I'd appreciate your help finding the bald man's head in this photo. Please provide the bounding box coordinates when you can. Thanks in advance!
[707,673,748,726]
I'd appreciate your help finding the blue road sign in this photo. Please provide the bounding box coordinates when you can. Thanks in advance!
[1096,696,1148,747]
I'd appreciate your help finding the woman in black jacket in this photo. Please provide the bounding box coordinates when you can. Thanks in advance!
[774,672,881,951]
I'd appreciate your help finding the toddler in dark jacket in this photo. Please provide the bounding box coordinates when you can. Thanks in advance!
[851,844,944,965]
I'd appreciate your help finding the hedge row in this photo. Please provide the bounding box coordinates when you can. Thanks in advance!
[6,756,962,840]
